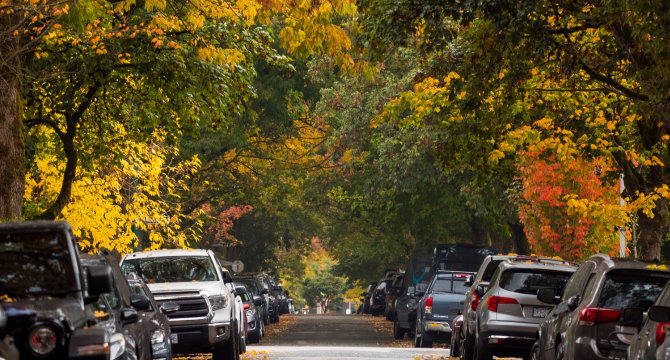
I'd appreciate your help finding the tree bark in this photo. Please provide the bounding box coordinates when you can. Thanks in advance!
[637,191,669,261]
[508,222,530,255]
[0,66,26,219]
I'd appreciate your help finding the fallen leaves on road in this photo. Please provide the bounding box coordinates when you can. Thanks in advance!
[257,314,299,345]
[363,314,449,349]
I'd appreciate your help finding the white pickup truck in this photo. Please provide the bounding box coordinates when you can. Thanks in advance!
[120,249,242,359]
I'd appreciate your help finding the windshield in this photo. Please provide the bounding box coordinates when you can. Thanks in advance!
[121,257,219,283]
[0,231,77,296]
[499,270,572,295]
[431,278,470,294]
[240,281,259,295]
[597,271,670,311]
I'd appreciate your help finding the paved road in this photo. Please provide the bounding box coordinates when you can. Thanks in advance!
[246,314,451,359]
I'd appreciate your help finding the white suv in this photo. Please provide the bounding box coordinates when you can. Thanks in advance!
[120,249,240,359]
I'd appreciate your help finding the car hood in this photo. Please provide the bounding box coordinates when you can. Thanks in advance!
[147,281,228,296]
[4,298,86,331]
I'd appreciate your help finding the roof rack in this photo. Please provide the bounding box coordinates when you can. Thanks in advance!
[510,255,579,267]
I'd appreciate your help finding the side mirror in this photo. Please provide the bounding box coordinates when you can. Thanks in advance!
[253,296,263,306]
[68,327,110,360]
[87,266,113,296]
[623,307,644,326]
[261,289,269,295]
[537,288,556,304]
[120,308,139,326]
[235,285,247,295]
[474,285,485,298]
[160,302,180,314]
[567,295,580,311]
[130,294,151,311]
[648,306,670,323]
[464,275,474,287]
[450,308,462,315]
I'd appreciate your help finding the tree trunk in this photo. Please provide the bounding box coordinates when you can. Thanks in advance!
[0,67,25,219]
[637,197,668,260]
[508,222,530,255]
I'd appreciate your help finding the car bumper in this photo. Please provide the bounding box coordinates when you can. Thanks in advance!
[170,321,231,352]
[151,340,171,360]
[425,321,453,333]
[480,321,538,349]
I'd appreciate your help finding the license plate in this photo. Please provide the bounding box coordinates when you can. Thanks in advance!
[533,307,551,318]
[170,334,178,344]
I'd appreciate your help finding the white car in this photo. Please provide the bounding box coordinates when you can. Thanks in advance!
[120,249,243,359]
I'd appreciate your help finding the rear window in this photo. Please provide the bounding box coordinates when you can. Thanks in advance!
[431,278,469,294]
[499,270,572,295]
[597,271,670,311]
[482,260,503,282]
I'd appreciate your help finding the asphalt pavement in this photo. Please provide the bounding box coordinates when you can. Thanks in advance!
[246,314,451,359]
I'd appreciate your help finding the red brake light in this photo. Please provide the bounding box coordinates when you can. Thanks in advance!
[389,295,394,300]
[243,303,250,309]
[578,308,621,326]
[487,296,518,312]
[471,293,480,311]
[657,322,670,344]
[426,297,433,307]
[454,274,468,278]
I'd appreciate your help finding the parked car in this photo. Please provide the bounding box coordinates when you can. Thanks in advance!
[371,274,400,316]
[395,244,496,340]
[126,273,179,360]
[0,220,114,360]
[362,282,377,314]
[218,268,246,355]
[233,274,270,326]
[414,271,475,348]
[282,290,290,315]
[251,273,279,323]
[472,256,577,360]
[627,279,670,360]
[385,274,405,321]
[459,254,518,359]
[82,252,154,360]
[239,284,264,344]
[530,254,670,360]
[120,249,239,360]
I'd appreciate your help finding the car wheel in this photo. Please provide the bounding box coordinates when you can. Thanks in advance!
[418,322,433,348]
[213,320,237,360]
[414,321,421,348]
[530,341,541,360]
[556,341,564,360]
[393,318,405,339]
[239,330,246,355]
[460,327,474,360]
[451,335,460,358]
[249,324,261,344]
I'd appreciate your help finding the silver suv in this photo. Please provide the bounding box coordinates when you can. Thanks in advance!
[458,254,516,360]
[472,256,578,360]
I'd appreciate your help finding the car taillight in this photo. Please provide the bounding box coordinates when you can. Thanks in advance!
[578,308,622,326]
[471,293,480,311]
[243,304,250,309]
[487,296,518,312]
[389,295,394,301]
[426,297,433,314]
[657,322,670,344]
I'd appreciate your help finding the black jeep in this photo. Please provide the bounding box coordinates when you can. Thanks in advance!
[0,220,113,360]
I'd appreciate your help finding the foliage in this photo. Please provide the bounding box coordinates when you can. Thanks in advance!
[203,203,253,247]
[516,149,621,260]
[24,129,201,253]
[300,256,349,312]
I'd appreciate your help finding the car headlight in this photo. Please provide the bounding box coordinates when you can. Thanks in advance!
[110,333,126,360]
[151,329,166,344]
[210,295,228,311]
[246,309,255,316]
[28,325,58,355]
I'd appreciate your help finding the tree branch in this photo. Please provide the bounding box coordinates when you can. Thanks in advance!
[577,60,649,101]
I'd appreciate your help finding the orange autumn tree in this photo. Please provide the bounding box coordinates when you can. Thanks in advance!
[516,149,621,261]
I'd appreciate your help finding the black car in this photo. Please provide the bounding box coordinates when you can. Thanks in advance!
[233,275,270,326]
[0,220,113,360]
[81,251,153,360]
[126,274,179,360]
[362,282,377,314]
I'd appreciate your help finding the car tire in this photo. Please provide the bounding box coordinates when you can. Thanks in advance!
[393,318,406,339]
[213,321,237,360]
[530,341,541,360]
[460,327,474,360]
[451,337,460,358]
[239,330,246,355]
[414,321,421,348]
[556,341,564,360]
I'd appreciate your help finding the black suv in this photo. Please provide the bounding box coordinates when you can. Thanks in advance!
[0,220,113,360]
[530,254,670,360]
[233,275,270,326]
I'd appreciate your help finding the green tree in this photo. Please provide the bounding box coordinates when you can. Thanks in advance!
[301,257,349,312]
